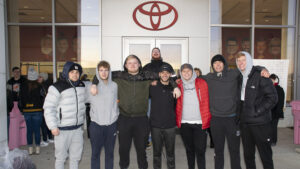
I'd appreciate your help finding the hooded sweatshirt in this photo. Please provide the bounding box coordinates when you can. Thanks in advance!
[203,55,241,117]
[86,67,119,125]
[180,69,202,123]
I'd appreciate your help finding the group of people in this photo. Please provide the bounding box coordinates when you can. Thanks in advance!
[7,47,285,169]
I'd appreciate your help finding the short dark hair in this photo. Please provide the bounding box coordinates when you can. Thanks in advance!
[152,47,161,53]
[12,67,20,71]
[97,61,110,70]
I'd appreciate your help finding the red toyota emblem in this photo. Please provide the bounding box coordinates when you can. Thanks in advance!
[133,1,178,31]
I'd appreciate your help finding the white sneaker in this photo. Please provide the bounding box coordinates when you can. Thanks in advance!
[48,139,54,143]
[40,141,49,147]
[36,146,40,155]
[28,147,33,155]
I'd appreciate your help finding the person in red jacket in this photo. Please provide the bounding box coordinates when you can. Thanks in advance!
[176,63,211,169]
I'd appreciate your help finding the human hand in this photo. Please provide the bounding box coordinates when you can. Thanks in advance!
[261,69,270,78]
[51,128,60,136]
[173,87,181,99]
[151,80,158,86]
[90,85,98,96]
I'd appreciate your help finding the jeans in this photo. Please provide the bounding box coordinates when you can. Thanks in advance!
[24,112,43,146]
[89,121,117,169]
[151,127,176,169]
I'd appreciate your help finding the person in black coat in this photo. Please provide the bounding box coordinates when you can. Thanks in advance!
[236,51,278,169]
[269,74,285,145]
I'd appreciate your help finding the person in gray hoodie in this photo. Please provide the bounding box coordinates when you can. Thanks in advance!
[86,61,119,169]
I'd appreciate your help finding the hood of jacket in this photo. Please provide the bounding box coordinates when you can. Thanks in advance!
[62,61,83,80]
[180,67,197,85]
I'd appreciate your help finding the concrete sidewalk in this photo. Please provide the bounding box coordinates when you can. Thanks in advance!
[26,128,300,169]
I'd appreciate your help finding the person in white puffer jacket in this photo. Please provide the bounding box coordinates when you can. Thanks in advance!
[43,61,86,169]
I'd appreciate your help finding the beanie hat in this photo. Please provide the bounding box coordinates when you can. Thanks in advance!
[69,64,80,72]
[211,54,226,66]
[39,72,48,81]
[27,67,39,81]
[180,63,193,72]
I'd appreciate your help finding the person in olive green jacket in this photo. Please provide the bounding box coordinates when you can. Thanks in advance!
[91,55,180,169]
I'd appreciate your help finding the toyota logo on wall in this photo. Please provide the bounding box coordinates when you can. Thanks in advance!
[133,1,178,31]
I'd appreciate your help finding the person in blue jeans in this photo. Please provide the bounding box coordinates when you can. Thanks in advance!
[86,61,119,169]
[20,67,43,155]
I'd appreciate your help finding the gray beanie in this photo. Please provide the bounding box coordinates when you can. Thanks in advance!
[180,63,193,72]
[27,67,38,81]
[39,72,48,81]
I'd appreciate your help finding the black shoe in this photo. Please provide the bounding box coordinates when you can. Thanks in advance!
[210,142,214,148]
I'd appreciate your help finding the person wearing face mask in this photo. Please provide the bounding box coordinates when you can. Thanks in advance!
[176,63,211,169]
[44,61,86,169]
[236,51,278,169]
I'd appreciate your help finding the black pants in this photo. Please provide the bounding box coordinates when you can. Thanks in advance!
[118,115,149,169]
[241,123,274,169]
[41,114,52,141]
[210,116,241,169]
[180,123,207,169]
[271,119,279,144]
[151,127,176,169]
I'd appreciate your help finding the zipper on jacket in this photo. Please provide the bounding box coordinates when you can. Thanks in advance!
[69,79,79,126]
[59,108,62,122]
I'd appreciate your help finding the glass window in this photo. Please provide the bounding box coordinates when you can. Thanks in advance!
[8,26,53,76]
[55,26,100,80]
[55,0,100,24]
[255,0,296,25]
[7,0,52,23]
[211,0,251,24]
[222,28,251,66]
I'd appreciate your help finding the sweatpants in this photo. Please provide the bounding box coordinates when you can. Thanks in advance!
[151,127,176,169]
[54,127,84,169]
[180,123,207,169]
[89,121,117,169]
[210,116,241,169]
[241,123,274,169]
[118,114,149,169]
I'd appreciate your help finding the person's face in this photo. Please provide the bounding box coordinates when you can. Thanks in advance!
[195,70,201,77]
[213,61,224,73]
[13,69,20,79]
[98,67,109,80]
[181,68,193,81]
[256,41,267,54]
[152,49,161,59]
[242,41,250,52]
[37,76,43,83]
[125,57,140,74]
[57,39,69,54]
[270,40,281,56]
[68,70,80,82]
[226,40,238,54]
[159,71,171,83]
[236,55,247,72]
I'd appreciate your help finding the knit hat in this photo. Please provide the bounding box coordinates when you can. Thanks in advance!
[180,63,193,72]
[27,67,38,81]
[211,54,226,66]
[39,72,48,81]
[69,64,80,72]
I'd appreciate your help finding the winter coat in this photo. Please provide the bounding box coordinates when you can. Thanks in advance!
[176,78,211,129]
[85,66,119,125]
[143,59,175,74]
[238,66,278,125]
[272,84,285,119]
[43,62,86,130]
[20,80,43,113]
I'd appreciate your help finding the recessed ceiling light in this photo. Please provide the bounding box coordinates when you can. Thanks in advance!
[24,6,29,9]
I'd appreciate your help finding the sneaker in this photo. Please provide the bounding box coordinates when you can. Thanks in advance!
[40,141,49,147]
[28,147,33,155]
[36,146,40,155]
[48,139,54,143]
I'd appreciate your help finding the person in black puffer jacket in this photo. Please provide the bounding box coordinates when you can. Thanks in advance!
[236,51,278,169]
[20,67,43,155]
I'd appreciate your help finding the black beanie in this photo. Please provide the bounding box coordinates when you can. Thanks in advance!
[211,54,226,66]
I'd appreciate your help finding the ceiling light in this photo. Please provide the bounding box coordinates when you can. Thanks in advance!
[24,6,29,9]
[265,19,269,22]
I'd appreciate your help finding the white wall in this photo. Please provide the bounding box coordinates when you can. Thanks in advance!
[0,0,8,144]
[101,0,210,73]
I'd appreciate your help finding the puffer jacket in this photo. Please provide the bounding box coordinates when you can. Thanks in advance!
[43,62,86,130]
[176,78,211,129]
[239,66,278,125]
